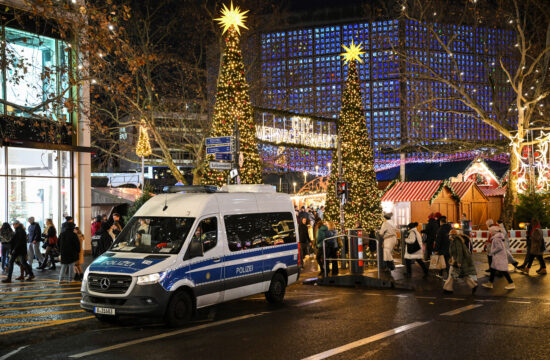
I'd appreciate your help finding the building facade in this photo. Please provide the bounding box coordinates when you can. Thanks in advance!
[256,18,514,175]
[0,1,91,246]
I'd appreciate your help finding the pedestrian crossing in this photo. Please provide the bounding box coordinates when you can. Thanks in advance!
[0,274,93,335]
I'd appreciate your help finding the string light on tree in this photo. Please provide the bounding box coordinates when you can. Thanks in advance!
[136,122,152,189]
[325,41,383,231]
[201,2,262,186]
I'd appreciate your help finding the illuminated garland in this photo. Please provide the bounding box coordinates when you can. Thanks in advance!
[135,123,152,157]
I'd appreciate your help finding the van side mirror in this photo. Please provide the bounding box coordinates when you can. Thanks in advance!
[188,239,203,259]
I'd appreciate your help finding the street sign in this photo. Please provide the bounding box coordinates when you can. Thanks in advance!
[230,169,239,179]
[215,153,233,161]
[206,145,232,154]
[209,161,232,170]
[206,136,233,146]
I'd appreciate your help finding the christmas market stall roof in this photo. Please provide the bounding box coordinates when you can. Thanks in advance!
[479,187,507,197]
[376,159,509,182]
[381,180,445,203]
[448,181,488,200]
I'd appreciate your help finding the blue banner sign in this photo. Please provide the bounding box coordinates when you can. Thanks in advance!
[206,136,233,146]
[206,145,232,154]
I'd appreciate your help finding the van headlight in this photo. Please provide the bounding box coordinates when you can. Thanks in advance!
[137,272,165,285]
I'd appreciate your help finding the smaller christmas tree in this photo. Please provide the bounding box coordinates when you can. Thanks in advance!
[136,123,152,158]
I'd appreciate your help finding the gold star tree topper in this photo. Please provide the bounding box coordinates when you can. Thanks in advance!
[341,40,365,63]
[215,2,249,35]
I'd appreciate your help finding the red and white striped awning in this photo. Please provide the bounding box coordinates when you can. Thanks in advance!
[449,181,474,199]
[381,180,443,202]
[480,187,506,197]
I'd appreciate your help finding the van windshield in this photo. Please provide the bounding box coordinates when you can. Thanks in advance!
[111,217,195,254]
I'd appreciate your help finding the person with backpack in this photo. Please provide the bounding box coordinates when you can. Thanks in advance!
[58,222,81,283]
[38,219,57,270]
[0,222,13,272]
[404,222,429,278]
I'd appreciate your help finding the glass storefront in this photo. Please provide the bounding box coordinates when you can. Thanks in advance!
[0,147,72,230]
[1,26,72,121]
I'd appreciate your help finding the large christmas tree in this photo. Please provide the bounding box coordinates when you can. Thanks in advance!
[331,41,383,232]
[323,167,340,223]
[201,3,263,186]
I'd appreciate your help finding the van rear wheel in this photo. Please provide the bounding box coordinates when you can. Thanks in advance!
[265,273,286,304]
[165,290,193,327]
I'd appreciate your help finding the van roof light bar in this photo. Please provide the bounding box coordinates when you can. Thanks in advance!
[162,185,219,193]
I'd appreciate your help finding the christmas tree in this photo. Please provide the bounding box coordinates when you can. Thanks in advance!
[201,2,263,186]
[135,123,152,158]
[339,41,383,232]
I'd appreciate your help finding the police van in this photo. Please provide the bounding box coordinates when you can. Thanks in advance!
[80,184,299,326]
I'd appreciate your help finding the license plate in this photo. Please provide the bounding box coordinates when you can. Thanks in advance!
[94,307,115,315]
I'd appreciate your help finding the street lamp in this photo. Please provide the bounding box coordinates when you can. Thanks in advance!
[328,162,332,174]
[293,182,297,194]
[303,171,307,184]
[315,165,319,175]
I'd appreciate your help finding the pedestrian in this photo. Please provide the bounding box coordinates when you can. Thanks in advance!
[461,213,471,237]
[96,222,114,256]
[484,219,497,273]
[517,222,532,270]
[91,215,102,236]
[112,213,125,231]
[2,220,34,283]
[73,227,85,281]
[404,222,429,278]
[26,217,43,268]
[379,212,397,271]
[316,220,339,276]
[58,221,80,283]
[316,220,329,276]
[298,217,311,268]
[318,206,324,220]
[421,213,440,261]
[482,226,516,290]
[434,216,452,277]
[498,220,518,270]
[521,218,547,275]
[61,216,74,233]
[0,222,14,272]
[102,214,108,223]
[38,219,57,270]
[443,230,478,294]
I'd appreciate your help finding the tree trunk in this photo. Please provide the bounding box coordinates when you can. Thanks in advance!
[503,145,519,228]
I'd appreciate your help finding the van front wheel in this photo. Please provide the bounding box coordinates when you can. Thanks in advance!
[165,290,193,327]
[265,273,286,304]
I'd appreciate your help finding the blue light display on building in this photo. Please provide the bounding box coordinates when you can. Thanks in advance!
[258,19,515,175]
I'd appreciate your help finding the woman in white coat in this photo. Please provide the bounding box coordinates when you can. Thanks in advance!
[405,222,429,278]
[482,230,516,290]
[379,213,397,271]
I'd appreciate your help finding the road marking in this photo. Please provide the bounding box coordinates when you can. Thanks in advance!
[302,321,430,360]
[0,345,28,360]
[0,309,84,319]
[0,287,80,294]
[0,291,80,299]
[0,280,59,287]
[0,297,81,305]
[0,316,94,335]
[507,300,531,304]
[69,312,269,358]
[475,299,499,303]
[364,293,381,296]
[416,296,437,299]
[440,304,483,316]
[294,297,337,307]
[0,303,80,312]
[443,297,466,301]
[0,281,77,289]
[386,294,409,298]
[0,319,61,327]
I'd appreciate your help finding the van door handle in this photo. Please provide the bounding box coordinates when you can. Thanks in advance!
[213,258,221,262]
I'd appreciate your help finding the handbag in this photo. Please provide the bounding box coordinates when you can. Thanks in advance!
[429,255,447,270]
[406,239,421,254]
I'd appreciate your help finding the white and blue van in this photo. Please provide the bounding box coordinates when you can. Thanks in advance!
[81,185,299,326]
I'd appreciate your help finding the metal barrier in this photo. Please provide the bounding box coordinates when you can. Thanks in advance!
[321,231,383,279]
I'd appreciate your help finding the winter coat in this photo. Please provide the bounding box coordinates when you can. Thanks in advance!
[45,226,57,245]
[379,220,397,261]
[316,225,329,249]
[0,227,13,244]
[298,222,311,244]
[529,227,545,256]
[405,228,423,260]
[58,223,81,264]
[449,234,476,276]
[489,232,509,271]
[10,226,28,256]
[434,223,452,256]
[96,225,113,256]
[91,221,101,236]
[422,218,439,245]
[27,222,41,243]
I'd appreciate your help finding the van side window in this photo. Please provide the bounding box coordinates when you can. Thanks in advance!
[193,217,218,253]
[224,212,296,251]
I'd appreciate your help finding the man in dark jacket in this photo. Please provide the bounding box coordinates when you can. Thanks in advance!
[94,222,114,257]
[422,215,439,261]
[3,220,34,283]
[27,217,43,268]
[58,222,81,282]
[298,217,311,268]
[434,216,452,276]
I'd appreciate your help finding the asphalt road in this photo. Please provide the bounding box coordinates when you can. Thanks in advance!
[2,255,550,360]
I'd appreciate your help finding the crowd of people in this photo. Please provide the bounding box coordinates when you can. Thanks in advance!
[0,212,125,284]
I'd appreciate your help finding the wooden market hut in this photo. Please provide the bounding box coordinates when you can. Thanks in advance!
[381,180,459,226]
[479,187,505,222]
[449,182,489,226]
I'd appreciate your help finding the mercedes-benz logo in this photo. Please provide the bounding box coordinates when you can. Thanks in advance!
[99,278,111,290]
